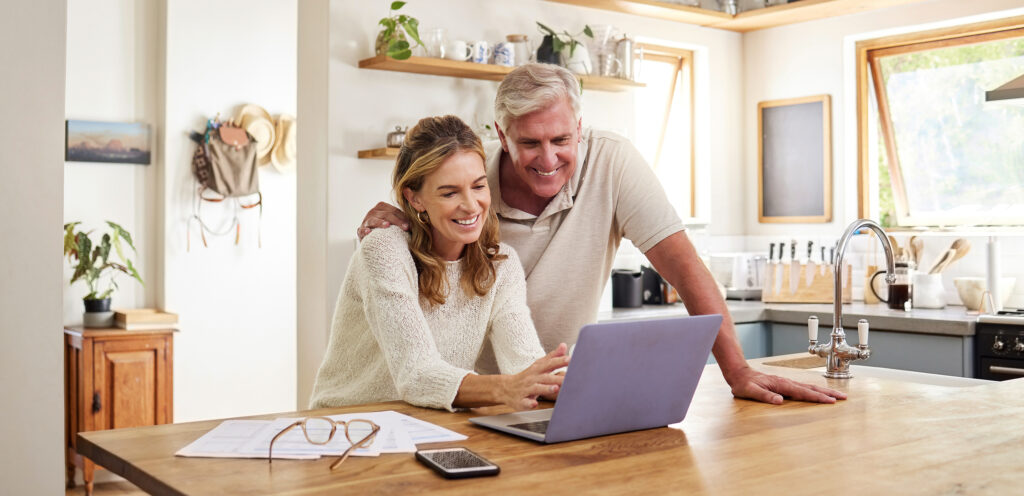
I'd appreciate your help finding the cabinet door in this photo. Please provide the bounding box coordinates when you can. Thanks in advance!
[92,336,170,431]
[707,322,770,364]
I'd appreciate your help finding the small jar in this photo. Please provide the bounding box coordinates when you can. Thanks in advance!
[386,126,408,148]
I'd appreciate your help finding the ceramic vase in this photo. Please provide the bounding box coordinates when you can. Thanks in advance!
[536,35,561,65]
[561,43,592,75]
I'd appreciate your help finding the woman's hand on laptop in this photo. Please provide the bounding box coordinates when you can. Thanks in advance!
[502,344,570,410]
[725,366,847,405]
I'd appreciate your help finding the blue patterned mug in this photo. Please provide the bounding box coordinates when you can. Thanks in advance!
[470,41,492,64]
[494,42,515,67]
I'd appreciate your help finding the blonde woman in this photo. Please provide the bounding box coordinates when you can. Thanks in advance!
[311,115,567,412]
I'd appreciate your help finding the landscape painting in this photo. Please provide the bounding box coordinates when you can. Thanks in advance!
[65,120,151,165]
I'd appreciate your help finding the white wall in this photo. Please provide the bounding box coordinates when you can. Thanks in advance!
[293,0,746,406]
[161,0,298,421]
[741,0,1024,306]
[0,1,67,494]
[64,0,160,322]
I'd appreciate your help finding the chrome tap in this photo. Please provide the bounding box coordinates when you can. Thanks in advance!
[808,219,896,378]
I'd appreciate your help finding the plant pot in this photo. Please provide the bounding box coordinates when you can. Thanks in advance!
[375,28,408,56]
[561,44,593,75]
[536,35,561,65]
[83,297,114,328]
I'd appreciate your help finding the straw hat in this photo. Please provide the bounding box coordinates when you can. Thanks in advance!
[235,104,275,166]
[270,114,296,173]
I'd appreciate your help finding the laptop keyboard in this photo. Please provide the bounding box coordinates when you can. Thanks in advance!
[509,420,549,434]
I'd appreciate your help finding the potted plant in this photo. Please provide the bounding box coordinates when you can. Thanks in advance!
[63,221,144,327]
[375,1,424,60]
[536,22,594,74]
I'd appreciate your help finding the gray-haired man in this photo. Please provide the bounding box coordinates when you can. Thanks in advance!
[359,63,843,405]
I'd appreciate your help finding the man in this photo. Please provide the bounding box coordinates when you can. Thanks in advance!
[359,64,843,405]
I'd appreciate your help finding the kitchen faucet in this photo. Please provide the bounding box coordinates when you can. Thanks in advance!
[808,219,896,378]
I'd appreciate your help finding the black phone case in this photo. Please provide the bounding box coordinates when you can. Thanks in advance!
[415,449,500,479]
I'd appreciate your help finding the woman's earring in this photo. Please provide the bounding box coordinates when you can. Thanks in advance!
[417,211,429,225]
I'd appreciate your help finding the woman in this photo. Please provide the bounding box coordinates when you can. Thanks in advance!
[311,115,567,412]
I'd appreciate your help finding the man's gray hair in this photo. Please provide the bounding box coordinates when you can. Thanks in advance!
[493,63,581,132]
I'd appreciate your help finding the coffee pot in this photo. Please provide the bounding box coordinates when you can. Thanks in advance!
[870,260,915,311]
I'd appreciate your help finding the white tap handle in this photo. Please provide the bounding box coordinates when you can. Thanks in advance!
[808,316,819,342]
[858,319,869,347]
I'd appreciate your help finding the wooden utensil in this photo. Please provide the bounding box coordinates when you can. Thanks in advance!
[909,236,924,266]
[949,238,971,265]
[929,249,957,274]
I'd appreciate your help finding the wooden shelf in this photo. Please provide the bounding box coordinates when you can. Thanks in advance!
[546,0,927,32]
[358,55,645,92]
[357,147,400,160]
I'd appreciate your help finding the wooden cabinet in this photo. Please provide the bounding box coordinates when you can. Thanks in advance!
[64,327,174,495]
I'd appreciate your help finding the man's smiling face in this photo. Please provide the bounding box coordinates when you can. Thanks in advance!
[497,97,581,201]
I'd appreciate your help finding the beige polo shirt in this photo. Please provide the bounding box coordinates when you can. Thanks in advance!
[480,129,684,366]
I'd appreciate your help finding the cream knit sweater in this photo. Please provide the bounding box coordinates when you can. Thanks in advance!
[309,227,545,411]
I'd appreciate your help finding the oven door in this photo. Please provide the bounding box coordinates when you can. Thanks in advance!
[978,357,1024,381]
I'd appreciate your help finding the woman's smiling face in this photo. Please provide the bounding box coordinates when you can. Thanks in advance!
[404,150,491,261]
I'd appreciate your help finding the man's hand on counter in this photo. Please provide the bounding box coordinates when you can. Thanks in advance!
[724,366,847,404]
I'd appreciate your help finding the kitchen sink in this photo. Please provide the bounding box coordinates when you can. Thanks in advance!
[760,354,991,388]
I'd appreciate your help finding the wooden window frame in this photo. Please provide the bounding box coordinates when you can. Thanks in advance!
[856,15,1024,224]
[638,43,697,217]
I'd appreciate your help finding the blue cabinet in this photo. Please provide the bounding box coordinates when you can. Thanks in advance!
[770,323,974,377]
[708,322,770,364]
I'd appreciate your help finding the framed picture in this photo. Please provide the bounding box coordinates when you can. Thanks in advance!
[65,120,151,165]
[757,95,832,223]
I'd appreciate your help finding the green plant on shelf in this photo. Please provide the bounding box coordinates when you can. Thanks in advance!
[376,1,424,60]
[536,21,594,58]
[63,221,144,302]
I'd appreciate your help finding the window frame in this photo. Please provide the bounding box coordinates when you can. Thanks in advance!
[637,43,696,217]
[856,15,1024,226]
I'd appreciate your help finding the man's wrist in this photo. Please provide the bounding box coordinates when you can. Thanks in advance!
[719,360,755,387]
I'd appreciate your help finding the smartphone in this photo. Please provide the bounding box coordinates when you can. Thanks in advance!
[415,447,500,479]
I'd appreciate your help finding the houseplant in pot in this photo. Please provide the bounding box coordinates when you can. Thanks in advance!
[536,22,594,74]
[63,221,143,327]
[375,1,424,60]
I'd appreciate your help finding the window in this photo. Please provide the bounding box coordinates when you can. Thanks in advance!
[857,18,1024,227]
[634,44,695,219]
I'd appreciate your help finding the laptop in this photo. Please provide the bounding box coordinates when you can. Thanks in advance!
[469,314,722,443]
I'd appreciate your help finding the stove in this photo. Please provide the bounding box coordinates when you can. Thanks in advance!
[975,308,1024,380]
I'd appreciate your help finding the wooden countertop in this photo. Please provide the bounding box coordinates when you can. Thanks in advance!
[79,356,1024,494]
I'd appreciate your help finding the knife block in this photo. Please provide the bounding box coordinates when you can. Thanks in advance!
[762,262,852,303]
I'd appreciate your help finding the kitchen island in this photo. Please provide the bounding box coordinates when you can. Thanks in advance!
[78,355,1021,495]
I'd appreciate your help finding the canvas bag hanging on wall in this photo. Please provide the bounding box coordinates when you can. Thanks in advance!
[191,125,259,197]
[189,120,263,249]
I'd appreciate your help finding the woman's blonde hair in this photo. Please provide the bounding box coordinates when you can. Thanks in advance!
[393,115,505,306]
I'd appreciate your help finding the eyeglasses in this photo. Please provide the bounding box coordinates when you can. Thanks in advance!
[268,417,381,470]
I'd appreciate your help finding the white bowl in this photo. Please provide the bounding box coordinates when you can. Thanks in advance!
[952,277,1016,311]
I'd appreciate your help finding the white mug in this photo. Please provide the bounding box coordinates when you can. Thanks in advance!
[470,41,492,64]
[912,273,946,309]
[443,40,471,61]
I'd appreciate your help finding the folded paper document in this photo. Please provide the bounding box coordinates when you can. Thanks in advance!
[175,410,466,460]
